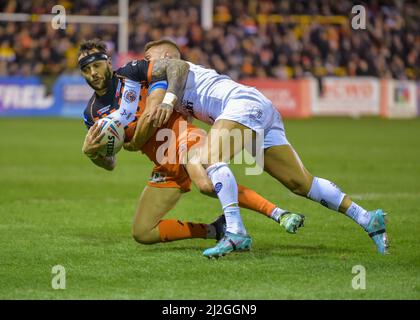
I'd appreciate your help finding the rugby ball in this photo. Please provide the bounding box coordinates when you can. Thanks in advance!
[97,118,125,157]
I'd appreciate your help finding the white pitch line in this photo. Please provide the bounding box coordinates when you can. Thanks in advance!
[350,192,420,200]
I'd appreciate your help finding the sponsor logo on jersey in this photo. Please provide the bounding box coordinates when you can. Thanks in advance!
[118,109,133,120]
[124,89,137,103]
[97,105,111,115]
[181,99,195,117]
[250,106,263,120]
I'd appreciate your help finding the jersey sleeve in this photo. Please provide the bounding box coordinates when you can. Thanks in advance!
[105,78,141,128]
[116,60,152,83]
[83,96,95,129]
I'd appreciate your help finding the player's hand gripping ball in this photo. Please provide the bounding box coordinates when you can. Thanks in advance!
[96,118,125,157]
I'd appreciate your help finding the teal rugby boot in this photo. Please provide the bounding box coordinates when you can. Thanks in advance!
[364,209,389,254]
[203,232,252,259]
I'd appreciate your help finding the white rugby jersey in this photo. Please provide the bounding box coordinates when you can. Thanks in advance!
[176,62,243,124]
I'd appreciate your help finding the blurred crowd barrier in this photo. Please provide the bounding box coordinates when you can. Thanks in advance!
[0,75,418,119]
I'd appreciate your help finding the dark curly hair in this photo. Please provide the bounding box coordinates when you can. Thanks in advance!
[78,38,108,58]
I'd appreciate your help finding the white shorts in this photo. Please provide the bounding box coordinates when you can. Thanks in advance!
[215,87,289,149]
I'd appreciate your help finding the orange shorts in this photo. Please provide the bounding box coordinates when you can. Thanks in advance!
[140,113,207,192]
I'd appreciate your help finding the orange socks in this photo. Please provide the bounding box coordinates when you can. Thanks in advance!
[237,185,276,217]
[158,219,208,242]
[157,186,276,242]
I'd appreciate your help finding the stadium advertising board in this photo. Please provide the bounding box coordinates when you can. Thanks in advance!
[54,75,93,118]
[1,76,418,119]
[312,77,381,116]
[380,80,417,118]
[0,77,56,116]
[0,76,91,117]
[240,79,311,118]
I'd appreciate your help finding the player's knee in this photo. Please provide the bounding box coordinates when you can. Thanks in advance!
[285,178,311,196]
[132,226,156,245]
[196,179,214,196]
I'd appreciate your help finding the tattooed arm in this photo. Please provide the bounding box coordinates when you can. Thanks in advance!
[149,59,189,127]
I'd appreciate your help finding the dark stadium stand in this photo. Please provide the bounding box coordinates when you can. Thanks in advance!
[0,0,418,81]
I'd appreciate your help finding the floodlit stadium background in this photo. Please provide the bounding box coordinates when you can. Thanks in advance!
[0,0,419,300]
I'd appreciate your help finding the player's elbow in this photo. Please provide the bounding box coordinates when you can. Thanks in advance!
[181,60,189,72]
[181,62,189,77]
[103,156,116,171]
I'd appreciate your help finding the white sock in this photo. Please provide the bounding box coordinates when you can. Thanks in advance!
[307,177,346,211]
[346,202,370,228]
[270,207,288,222]
[206,162,247,235]
[224,206,247,235]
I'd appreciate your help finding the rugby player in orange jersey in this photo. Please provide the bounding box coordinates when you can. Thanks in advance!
[79,39,304,247]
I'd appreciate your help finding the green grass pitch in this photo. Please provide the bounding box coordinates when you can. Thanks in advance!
[1,117,419,299]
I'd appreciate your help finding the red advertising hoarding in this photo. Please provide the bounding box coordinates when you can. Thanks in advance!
[240,79,311,118]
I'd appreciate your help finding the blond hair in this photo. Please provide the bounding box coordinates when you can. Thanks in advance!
[144,39,181,58]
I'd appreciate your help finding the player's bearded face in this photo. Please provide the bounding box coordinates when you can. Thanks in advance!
[81,61,112,91]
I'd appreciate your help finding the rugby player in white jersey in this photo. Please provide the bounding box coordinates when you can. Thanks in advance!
[141,39,389,258]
